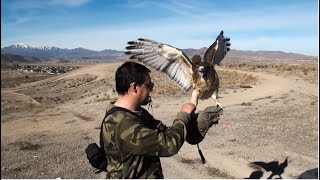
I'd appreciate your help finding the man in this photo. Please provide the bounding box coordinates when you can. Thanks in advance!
[102,61,220,178]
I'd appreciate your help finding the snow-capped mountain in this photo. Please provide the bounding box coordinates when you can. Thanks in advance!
[1,43,317,63]
[11,43,29,49]
[10,43,59,50]
[1,44,124,59]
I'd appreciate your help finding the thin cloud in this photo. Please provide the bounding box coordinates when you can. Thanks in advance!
[1,0,318,56]
[3,0,91,25]
[126,0,147,8]
[49,0,91,7]
[151,0,203,17]
[8,0,91,10]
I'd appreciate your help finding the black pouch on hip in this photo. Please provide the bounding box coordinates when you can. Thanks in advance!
[85,143,108,173]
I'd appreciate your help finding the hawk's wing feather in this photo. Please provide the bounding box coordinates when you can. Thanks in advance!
[251,161,279,172]
[279,158,288,169]
[126,38,194,91]
[204,30,231,65]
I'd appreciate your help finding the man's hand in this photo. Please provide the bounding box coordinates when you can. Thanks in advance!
[180,103,196,114]
[186,106,223,145]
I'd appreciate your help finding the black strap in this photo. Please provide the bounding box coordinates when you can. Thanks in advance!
[197,144,207,164]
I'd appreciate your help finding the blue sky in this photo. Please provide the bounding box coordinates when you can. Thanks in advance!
[1,0,319,56]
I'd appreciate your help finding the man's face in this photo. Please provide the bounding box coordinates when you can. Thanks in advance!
[139,74,154,105]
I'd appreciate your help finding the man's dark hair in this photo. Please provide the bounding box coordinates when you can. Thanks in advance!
[115,61,151,95]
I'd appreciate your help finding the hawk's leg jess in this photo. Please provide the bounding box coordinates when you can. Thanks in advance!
[191,90,200,106]
[212,93,223,108]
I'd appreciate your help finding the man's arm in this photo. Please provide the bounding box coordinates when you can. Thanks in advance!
[117,107,193,157]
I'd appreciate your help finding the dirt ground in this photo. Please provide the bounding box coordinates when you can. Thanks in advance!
[1,62,318,179]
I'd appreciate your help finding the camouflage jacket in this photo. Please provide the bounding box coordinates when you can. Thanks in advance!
[102,103,191,179]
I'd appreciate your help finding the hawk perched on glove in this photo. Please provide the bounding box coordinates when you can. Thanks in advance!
[125,31,231,107]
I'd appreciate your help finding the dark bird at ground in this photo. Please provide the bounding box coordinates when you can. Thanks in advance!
[251,157,288,179]
[125,31,231,107]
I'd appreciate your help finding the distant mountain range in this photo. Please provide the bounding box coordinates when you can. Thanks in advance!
[1,43,124,59]
[1,43,318,64]
[1,54,44,64]
[1,54,72,64]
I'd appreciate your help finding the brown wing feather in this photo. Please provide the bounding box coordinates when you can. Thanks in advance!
[126,38,194,91]
[204,30,231,65]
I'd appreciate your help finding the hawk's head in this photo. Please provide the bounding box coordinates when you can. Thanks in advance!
[192,55,210,79]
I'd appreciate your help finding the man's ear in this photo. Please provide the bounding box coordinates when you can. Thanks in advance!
[132,82,137,93]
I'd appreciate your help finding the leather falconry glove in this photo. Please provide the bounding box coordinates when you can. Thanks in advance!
[186,106,223,145]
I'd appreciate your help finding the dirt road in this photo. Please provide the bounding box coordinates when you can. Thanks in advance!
[158,70,318,179]
[1,64,318,179]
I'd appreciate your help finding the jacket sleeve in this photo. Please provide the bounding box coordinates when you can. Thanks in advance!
[116,112,191,157]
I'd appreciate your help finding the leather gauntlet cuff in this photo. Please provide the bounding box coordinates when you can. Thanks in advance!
[186,106,223,145]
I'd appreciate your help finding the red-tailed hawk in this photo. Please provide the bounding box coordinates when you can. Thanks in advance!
[125,31,231,107]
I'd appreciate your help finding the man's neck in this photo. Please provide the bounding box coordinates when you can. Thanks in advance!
[114,95,139,111]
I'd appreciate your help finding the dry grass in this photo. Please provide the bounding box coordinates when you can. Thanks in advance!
[219,69,258,86]
[9,141,44,151]
[1,70,55,88]
[222,60,318,83]
[179,157,235,178]
[1,102,50,114]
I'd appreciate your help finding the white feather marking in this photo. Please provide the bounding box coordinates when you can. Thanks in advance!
[166,63,178,78]
[176,71,182,85]
[175,69,182,82]
[147,58,163,69]
[181,78,186,89]
[177,72,185,87]
[128,49,145,54]
[159,61,170,72]
[160,45,180,59]
[141,56,159,64]
[135,52,157,60]
[182,78,189,90]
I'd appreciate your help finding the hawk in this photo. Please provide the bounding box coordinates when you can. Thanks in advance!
[125,31,231,107]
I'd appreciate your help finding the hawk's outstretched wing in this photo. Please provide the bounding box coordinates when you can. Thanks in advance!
[204,31,231,65]
[125,38,194,91]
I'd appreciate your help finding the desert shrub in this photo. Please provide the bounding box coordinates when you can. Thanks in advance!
[1,102,50,114]
[219,70,258,86]
[93,96,112,102]
[221,60,318,84]
[240,102,252,106]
